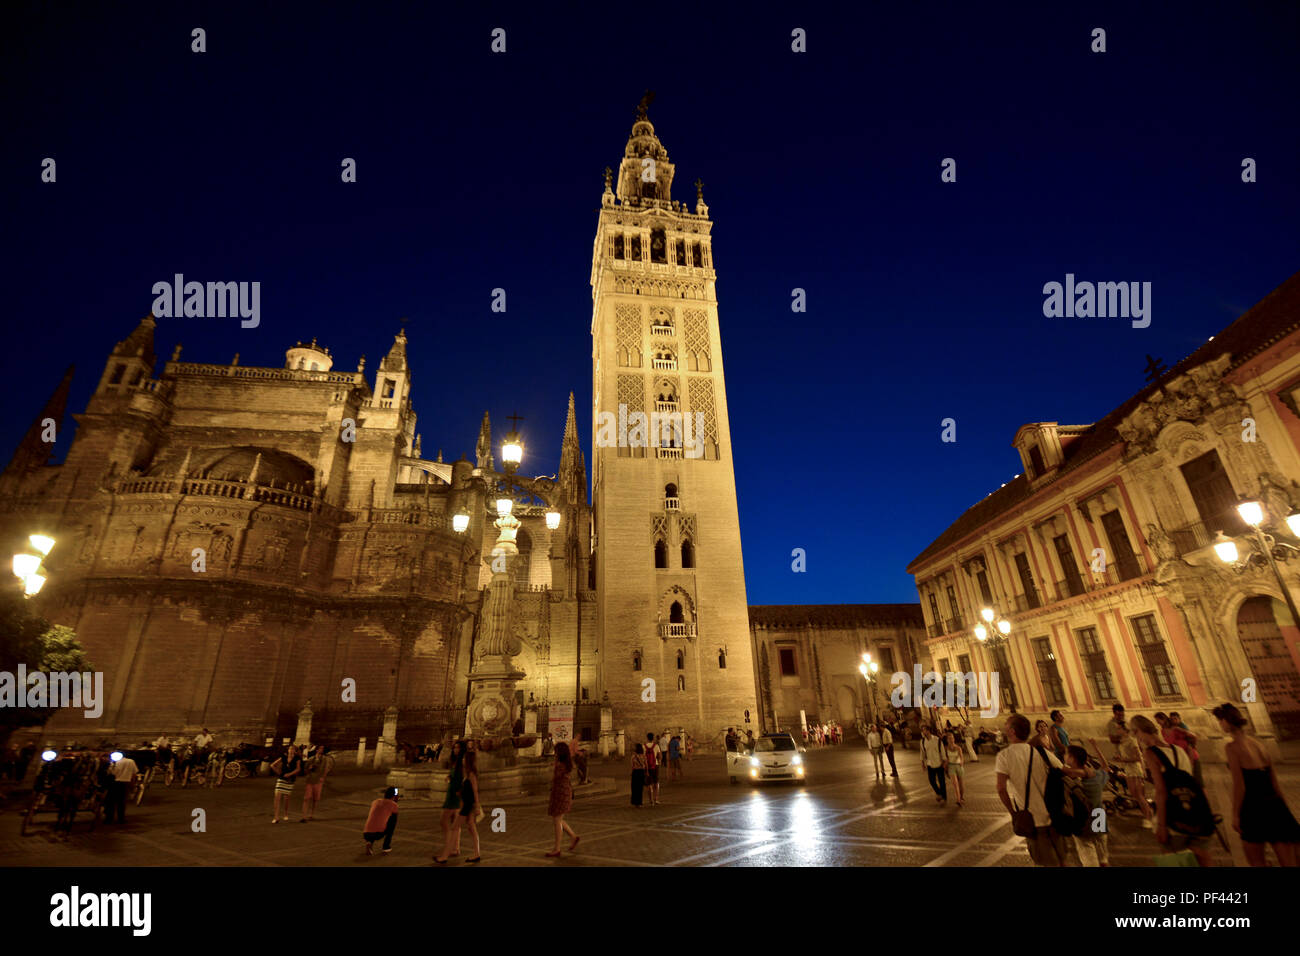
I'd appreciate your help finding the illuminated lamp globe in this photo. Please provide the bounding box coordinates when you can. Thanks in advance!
[24,574,45,596]
[29,534,55,557]
[1288,512,1300,538]
[42,750,57,762]
[545,511,561,531]
[980,607,995,623]
[1213,532,1239,564]
[13,553,40,579]
[997,619,1011,636]
[452,512,470,534]
[501,433,523,467]
[974,624,988,642]
[496,498,514,517]
[1237,500,1264,527]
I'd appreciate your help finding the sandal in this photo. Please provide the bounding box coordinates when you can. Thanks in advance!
[544,850,562,857]
[569,836,581,852]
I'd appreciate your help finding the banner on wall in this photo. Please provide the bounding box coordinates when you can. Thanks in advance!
[549,704,575,743]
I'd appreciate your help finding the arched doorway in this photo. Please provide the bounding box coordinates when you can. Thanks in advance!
[1237,596,1300,739]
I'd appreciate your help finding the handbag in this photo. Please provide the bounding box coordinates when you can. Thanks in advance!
[475,804,486,823]
[1011,746,1038,837]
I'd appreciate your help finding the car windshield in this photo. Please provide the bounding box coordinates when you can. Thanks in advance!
[754,736,796,752]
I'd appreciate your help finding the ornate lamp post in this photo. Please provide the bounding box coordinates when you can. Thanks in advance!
[972,606,1015,713]
[1213,498,1300,628]
[859,653,880,725]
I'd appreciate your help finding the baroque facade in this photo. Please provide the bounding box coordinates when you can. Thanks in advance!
[908,272,1300,747]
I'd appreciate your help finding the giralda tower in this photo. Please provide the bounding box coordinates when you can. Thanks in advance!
[590,97,757,741]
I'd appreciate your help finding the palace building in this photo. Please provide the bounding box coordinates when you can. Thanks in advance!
[908,271,1300,748]
[1,102,918,752]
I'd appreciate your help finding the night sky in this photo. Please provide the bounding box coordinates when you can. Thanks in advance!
[3,3,1297,606]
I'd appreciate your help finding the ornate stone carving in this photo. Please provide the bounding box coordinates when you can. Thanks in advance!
[1117,354,1242,453]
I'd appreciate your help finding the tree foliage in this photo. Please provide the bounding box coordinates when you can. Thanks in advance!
[0,589,91,744]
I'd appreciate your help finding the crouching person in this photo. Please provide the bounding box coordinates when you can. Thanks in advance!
[362,787,400,855]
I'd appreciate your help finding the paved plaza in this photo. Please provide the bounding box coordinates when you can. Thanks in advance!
[4,742,1290,868]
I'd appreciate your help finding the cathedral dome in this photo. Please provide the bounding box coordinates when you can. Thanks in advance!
[285,338,333,371]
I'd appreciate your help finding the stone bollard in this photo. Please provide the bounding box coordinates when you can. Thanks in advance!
[616,729,625,757]
[374,705,399,768]
[295,701,313,748]
[357,737,368,769]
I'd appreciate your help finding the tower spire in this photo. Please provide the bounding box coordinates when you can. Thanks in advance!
[476,411,494,471]
[1,365,74,486]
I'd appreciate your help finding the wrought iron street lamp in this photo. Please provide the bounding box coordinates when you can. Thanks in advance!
[1214,498,1300,630]
[972,605,1012,645]
[859,652,881,724]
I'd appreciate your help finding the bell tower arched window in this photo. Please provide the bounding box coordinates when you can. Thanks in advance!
[613,234,624,259]
[651,228,667,263]
[681,539,695,569]
[670,601,684,624]
[676,649,685,669]
[633,651,642,671]
[654,540,667,569]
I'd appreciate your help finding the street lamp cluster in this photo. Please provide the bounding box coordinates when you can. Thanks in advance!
[450,425,560,537]
[12,534,55,597]
[859,652,880,723]
[1213,497,1300,626]
[973,605,1012,644]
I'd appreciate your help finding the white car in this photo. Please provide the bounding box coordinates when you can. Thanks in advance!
[727,733,807,785]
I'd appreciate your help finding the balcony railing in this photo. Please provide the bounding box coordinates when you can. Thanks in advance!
[1169,520,1213,558]
[651,324,674,336]
[945,615,965,634]
[655,401,678,412]
[1012,590,1041,613]
[927,623,946,638]
[661,622,697,639]
[652,358,677,370]
[665,496,680,511]
[656,447,683,459]
[1056,575,1088,599]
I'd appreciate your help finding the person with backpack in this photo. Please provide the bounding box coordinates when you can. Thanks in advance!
[1132,715,1216,866]
[995,714,1074,866]
[644,732,661,805]
[1062,745,1109,866]
[1155,711,1203,788]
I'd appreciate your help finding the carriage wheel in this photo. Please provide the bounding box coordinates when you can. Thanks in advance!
[223,762,241,781]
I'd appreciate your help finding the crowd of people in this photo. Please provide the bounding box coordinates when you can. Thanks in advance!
[990,702,1300,867]
[631,729,689,807]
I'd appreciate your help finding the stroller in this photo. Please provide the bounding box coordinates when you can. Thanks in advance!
[1086,741,1148,817]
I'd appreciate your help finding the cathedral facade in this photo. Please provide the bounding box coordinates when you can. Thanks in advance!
[1,105,841,753]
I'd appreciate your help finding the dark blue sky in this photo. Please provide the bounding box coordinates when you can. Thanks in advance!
[3,3,1297,605]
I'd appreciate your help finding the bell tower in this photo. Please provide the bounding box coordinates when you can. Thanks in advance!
[590,96,756,741]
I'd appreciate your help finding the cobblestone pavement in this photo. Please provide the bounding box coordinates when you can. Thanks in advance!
[1,743,1290,867]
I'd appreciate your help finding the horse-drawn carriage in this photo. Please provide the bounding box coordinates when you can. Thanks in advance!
[21,750,110,836]
[220,742,275,780]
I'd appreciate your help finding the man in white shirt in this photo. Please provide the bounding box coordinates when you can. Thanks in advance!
[919,726,948,804]
[995,714,1071,866]
[194,728,214,751]
[866,725,885,781]
[881,725,897,777]
[105,750,139,824]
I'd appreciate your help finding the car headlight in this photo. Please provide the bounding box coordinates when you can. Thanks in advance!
[750,757,760,767]
[791,755,802,766]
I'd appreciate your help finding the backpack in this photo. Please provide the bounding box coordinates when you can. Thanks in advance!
[1035,746,1089,836]
[1151,746,1218,836]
